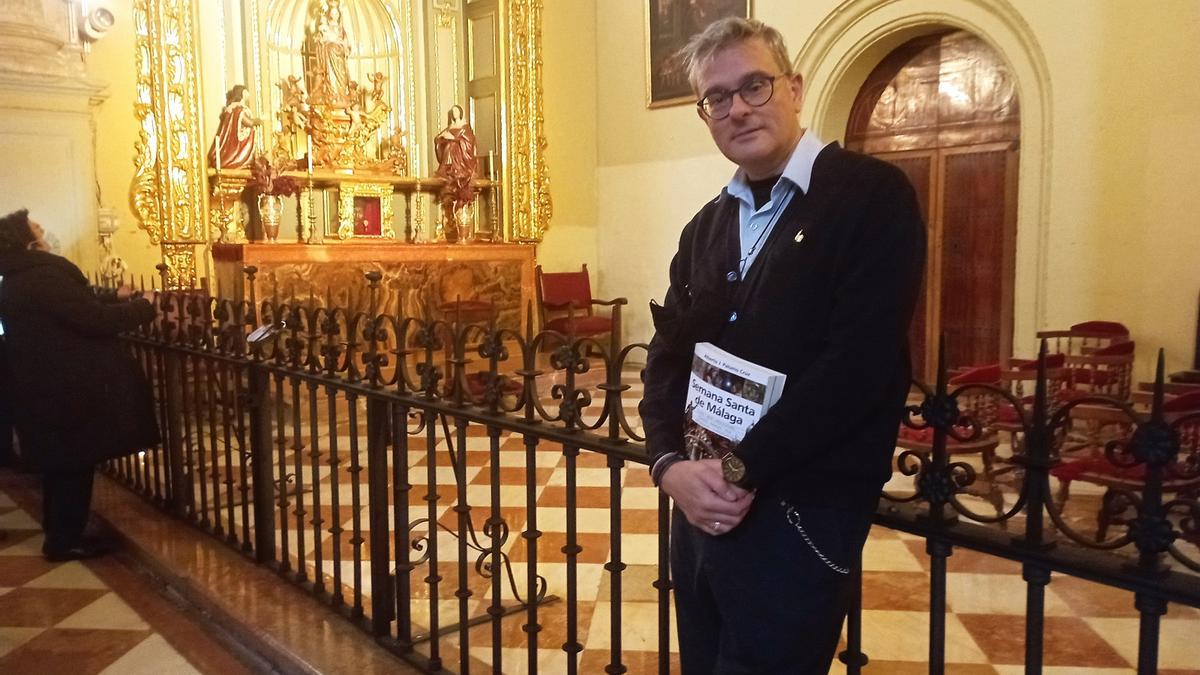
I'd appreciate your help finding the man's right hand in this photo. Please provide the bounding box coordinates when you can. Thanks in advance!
[660,459,754,536]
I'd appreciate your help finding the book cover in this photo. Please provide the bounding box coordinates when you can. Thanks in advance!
[683,342,786,460]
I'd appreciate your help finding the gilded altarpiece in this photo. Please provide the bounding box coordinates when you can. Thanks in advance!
[130,0,552,290]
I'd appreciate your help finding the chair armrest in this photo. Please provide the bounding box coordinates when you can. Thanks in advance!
[590,296,628,307]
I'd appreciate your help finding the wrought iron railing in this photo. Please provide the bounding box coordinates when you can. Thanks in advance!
[107,268,1199,675]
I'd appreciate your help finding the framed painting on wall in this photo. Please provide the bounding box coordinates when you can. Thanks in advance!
[333,182,396,241]
[645,0,751,107]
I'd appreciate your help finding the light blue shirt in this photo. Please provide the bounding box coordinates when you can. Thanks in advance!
[724,131,829,278]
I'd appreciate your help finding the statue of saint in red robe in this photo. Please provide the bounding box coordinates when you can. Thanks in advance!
[208,85,260,170]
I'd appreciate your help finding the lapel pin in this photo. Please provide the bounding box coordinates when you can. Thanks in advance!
[794,229,805,244]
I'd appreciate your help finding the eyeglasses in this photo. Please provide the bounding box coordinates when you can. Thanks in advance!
[697,75,780,120]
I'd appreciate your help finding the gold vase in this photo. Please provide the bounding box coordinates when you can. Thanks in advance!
[257,194,284,242]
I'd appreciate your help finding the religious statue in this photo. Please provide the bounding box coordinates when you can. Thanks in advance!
[303,0,354,109]
[434,105,478,242]
[208,85,261,170]
[270,75,309,168]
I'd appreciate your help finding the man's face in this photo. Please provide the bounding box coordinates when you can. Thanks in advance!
[695,38,804,180]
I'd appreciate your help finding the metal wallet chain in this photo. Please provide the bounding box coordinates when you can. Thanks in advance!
[781,500,850,575]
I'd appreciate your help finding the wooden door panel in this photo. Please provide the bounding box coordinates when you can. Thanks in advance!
[878,152,935,379]
[847,30,1020,382]
[940,149,1008,369]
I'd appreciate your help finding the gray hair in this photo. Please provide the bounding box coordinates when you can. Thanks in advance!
[680,17,794,93]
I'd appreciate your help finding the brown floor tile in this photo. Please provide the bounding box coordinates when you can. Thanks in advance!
[537,485,611,508]
[0,587,108,627]
[619,508,663,535]
[0,627,150,674]
[575,453,613,469]
[0,556,58,587]
[624,470,654,488]
[1049,574,1140,617]
[0,531,39,553]
[903,541,1020,574]
[84,557,253,675]
[470,466,555,486]
[467,599,597,650]
[595,564,664,603]
[509,532,611,565]
[577,647,680,673]
[860,571,931,611]
[956,613,1130,668]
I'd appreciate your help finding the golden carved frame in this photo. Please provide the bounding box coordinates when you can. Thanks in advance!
[130,0,208,289]
[501,0,552,242]
[335,182,397,241]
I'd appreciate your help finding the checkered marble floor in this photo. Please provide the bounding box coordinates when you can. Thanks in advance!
[134,358,1200,673]
[0,482,245,674]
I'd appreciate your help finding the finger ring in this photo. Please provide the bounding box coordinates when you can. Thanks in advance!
[712,521,722,531]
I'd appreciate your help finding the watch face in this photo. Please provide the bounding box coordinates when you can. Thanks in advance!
[722,454,746,483]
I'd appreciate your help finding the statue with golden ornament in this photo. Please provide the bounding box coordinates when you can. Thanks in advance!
[264,0,394,173]
[208,85,262,171]
[270,75,309,169]
[434,104,478,243]
[304,0,354,109]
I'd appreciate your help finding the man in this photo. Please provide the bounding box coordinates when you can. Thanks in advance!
[640,18,926,673]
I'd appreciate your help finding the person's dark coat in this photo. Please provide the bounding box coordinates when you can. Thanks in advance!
[0,249,158,471]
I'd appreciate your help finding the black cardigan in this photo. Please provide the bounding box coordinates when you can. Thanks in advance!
[641,143,926,512]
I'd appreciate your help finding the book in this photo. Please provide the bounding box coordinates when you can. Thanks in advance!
[683,342,786,460]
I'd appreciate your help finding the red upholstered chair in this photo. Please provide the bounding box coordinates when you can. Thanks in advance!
[535,264,626,351]
[993,352,1069,446]
[1050,389,1200,541]
[1037,321,1130,358]
[1064,340,1136,401]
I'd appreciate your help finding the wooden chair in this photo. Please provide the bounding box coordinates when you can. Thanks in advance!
[1063,340,1136,401]
[896,363,1007,518]
[1037,321,1130,358]
[535,264,626,352]
[1051,390,1200,541]
[992,352,1069,455]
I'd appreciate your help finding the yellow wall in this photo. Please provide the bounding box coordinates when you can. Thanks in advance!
[88,0,161,282]
[569,0,1200,378]
[537,0,600,281]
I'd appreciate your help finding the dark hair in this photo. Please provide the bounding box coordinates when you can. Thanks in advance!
[0,209,34,252]
[225,84,247,105]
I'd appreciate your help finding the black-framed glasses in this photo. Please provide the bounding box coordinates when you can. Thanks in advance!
[697,75,780,120]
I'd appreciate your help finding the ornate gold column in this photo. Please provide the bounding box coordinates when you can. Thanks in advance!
[502,0,552,243]
[129,0,207,289]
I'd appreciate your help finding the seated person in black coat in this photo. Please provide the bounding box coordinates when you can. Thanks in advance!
[0,210,159,561]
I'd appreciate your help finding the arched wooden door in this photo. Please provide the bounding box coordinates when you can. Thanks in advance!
[846,31,1019,380]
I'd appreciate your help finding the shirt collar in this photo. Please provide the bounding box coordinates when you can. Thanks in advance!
[725,130,828,204]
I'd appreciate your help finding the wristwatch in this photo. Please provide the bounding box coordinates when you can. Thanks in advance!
[721,452,748,488]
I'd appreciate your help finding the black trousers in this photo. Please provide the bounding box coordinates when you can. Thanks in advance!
[671,498,872,674]
[41,467,96,554]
